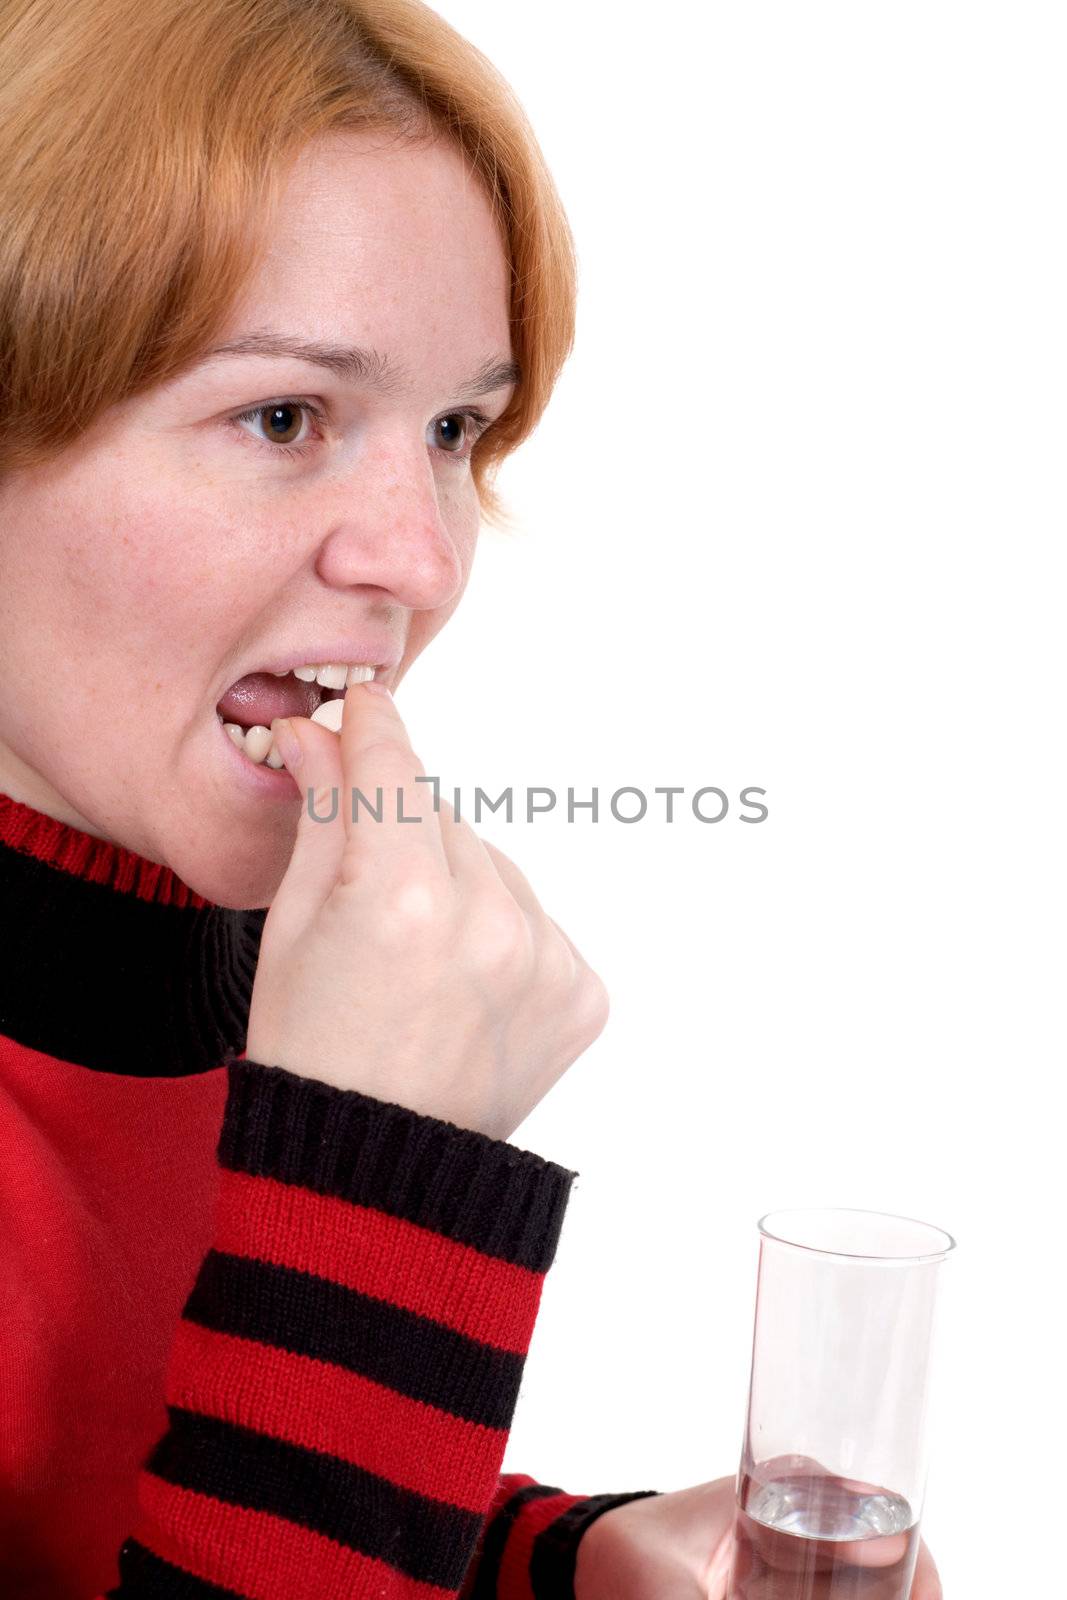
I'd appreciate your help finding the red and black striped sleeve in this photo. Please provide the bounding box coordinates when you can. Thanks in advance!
[458,1474,662,1598]
[94,1056,583,1600]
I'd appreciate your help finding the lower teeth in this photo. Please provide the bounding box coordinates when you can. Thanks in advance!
[220,693,346,765]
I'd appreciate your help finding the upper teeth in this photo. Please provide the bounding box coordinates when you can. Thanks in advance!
[275,662,376,687]
[223,661,378,767]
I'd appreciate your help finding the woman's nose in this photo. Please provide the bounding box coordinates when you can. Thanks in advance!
[313,445,467,612]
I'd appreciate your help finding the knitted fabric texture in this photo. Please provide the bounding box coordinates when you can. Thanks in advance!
[0,791,656,1598]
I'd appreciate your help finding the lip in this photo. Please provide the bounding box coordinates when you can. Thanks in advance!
[212,640,403,797]
[214,639,403,720]
[242,640,403,684]
[215,711,302,800]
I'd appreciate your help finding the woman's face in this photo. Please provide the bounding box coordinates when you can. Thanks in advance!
[0,129,515,906]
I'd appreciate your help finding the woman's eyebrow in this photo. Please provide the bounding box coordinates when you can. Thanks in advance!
[197,332,521,398]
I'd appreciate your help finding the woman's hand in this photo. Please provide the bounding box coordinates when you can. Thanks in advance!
[246,683,608,1140]
[574,1475,943,1599]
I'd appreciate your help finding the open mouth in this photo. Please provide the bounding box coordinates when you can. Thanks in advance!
[215,661,378,766]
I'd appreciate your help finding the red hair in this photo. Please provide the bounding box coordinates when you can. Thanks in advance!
[0,0,578,527]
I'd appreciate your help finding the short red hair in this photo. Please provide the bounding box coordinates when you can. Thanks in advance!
[0,0,578,528]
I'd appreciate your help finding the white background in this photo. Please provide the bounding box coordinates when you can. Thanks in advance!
[401,5,1065,1593]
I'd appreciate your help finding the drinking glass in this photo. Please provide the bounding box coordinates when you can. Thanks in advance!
[725,1208,955,1600]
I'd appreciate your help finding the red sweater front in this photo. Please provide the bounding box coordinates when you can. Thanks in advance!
[0,791,656,1599]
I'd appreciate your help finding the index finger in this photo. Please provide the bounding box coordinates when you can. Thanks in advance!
[911,1540,941,1599]
[337,681,448,871]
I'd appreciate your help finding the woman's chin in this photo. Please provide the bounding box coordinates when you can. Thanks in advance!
[159,726,303,906]
[170,832,290,909]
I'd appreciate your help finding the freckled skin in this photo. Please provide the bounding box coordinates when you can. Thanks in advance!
[0,131,513,907]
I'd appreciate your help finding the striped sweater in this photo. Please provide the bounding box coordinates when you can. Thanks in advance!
[0,791,657,1599]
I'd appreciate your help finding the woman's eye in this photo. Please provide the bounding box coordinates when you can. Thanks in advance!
[434,414,468,453]
[432,410,491,458]
[231,400,323,456]
[228,400,491,461]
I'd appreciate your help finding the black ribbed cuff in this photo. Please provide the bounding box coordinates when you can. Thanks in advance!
[529,1491,664,1598]
[218,1055,578,1273]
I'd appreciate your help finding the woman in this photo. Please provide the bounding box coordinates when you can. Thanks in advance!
[0,2,942,1596]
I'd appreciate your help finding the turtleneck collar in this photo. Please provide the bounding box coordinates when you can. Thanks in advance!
[0,790,264,1076]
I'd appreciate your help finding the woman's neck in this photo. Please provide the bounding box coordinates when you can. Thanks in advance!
[0,746,114,843]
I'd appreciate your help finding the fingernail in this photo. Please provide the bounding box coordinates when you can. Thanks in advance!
[270,718,302,769]
[362,680,392,699]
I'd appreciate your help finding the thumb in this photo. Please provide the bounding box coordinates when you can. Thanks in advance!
[268,713,347,920]
[704,1530,736,1599]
